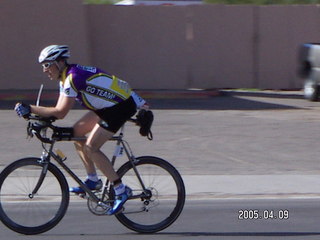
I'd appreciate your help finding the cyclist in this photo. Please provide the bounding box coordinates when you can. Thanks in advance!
[14,45,148,215]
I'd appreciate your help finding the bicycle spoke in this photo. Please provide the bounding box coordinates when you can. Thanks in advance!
[115,156,185,233]
[0,158,69,235]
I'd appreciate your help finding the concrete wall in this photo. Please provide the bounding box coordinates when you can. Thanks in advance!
[1,1,320,90]
[257,5,320,89]
[0,0,90,90]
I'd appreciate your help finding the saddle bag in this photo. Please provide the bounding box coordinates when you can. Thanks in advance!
[136,109,154,140]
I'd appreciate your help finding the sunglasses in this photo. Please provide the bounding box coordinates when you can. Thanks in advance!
[42,62,55,69]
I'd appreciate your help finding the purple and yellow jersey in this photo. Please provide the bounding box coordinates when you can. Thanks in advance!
[60,64,145,110]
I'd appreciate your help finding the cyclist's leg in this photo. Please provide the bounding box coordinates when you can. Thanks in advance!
[73,111,100,175]
[84,124,119,182]
[85,124,132,215]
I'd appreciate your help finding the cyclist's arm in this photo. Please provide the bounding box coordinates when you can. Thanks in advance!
[131,91,149,109]
[30,94,75,119]
[56,91,65,107]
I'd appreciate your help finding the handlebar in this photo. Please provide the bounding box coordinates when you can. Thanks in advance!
[26,115,139,144]
[27,115,59,143]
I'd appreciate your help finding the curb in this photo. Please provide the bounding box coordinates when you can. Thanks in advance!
[137,89,221,99]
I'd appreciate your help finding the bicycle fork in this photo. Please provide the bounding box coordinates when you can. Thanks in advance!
[29,153,49,199]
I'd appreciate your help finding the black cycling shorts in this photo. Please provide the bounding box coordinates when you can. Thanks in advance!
[95,96,137,133]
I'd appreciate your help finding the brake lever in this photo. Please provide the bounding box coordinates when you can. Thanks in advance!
[26,122,34,140]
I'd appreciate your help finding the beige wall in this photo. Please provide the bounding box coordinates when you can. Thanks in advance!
[1,1,320,90]
[257,5,320,89]
[0,0,90,90]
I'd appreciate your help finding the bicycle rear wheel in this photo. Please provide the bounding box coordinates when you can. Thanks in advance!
[116,156,185,233]
[0,158,69,235]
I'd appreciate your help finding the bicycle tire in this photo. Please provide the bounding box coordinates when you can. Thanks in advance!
[0,158,69,235]
[115,156,185,233]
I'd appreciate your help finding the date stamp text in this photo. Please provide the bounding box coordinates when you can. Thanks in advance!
[238,209,289,220]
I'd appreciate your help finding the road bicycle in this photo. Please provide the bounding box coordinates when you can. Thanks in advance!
[0,115,185,235]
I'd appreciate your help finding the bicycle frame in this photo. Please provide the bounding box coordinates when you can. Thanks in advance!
[33,122,147,207]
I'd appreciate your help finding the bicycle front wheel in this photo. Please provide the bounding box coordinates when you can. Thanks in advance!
[0,158,69,235]
[116,156,185,233]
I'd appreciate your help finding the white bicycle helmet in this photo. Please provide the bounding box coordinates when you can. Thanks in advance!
[38,45,70,63]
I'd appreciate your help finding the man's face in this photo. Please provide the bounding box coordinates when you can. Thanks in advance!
[42,61,60,81]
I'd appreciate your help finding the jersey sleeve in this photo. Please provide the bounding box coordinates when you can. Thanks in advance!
[131,91,146,108]
[60,74,77,98]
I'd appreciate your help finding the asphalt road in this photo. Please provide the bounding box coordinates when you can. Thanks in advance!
[1,199,320,240]
[1,90,320,239]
